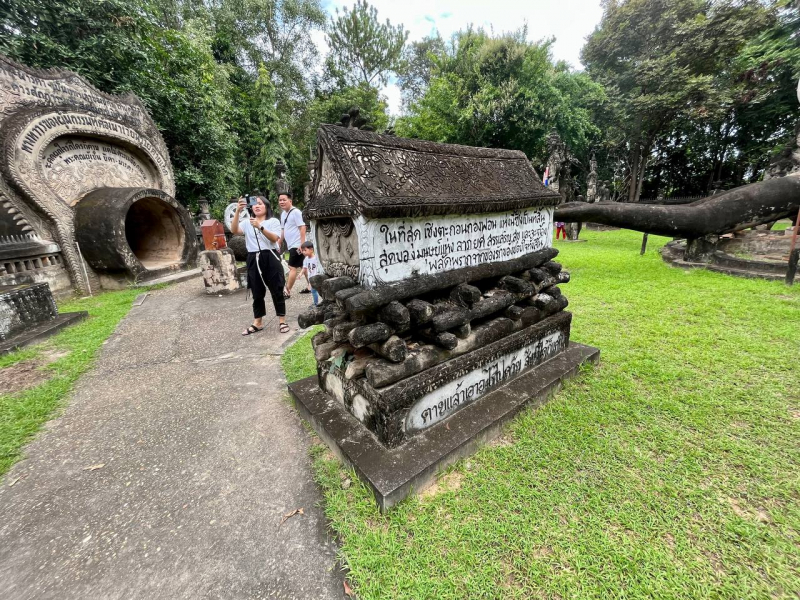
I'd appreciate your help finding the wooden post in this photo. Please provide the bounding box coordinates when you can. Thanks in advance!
[786,211,800,286]
[640,233,649,256]
[787,249,799,286]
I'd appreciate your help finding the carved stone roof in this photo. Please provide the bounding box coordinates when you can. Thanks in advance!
[305,125,560,220]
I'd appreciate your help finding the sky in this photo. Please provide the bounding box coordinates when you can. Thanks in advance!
[316,0,606,116]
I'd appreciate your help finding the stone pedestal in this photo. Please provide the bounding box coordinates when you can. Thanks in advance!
[319,311,573,448]
[290,342,599,512]
[198,248,240,294]
[0,283,87,354]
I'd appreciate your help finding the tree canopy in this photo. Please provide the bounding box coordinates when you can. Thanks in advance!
[0,0,797,212]
[582,0,796,201]
[396,28,605,172]
[325,0,408,87]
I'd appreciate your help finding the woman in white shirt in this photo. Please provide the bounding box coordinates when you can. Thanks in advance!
[231,195,289,335]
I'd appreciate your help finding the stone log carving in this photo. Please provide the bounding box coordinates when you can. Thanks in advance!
[556,175,800,238]
[0,55,196,293]
[291,127,601,509]
[295,125,591,448]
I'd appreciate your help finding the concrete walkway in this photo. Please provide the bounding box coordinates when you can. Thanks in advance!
[0,280,345,599]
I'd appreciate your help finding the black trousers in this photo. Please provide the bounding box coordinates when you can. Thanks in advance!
[246,251,286,319]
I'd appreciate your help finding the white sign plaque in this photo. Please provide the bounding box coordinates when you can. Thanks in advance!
[405,330,565,433]
[360,207,552,285]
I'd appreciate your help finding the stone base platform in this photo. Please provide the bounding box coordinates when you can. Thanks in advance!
[0,311,88,355]
[661,240,787,281]
[133,267,201,288]
[584,223,620,231]
[289,342,599,512]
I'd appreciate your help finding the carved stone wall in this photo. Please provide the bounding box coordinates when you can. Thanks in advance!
[41,136,159,204]
[357,208,553,287]
[0,55,193,293]
[315,218,359,279]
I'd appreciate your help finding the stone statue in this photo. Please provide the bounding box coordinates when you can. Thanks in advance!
[197,197,212,223]
[545,129,568,198]
[337,107,374,131]
[587,154,598,203]
[274,159,290,197]
[764,121,800,180]
[598,181,611,203]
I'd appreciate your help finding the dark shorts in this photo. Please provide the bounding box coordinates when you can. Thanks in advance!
[287,247,304,268]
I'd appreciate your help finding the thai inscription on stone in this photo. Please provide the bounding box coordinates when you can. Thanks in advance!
[1,62,149,124]
[362,207,553,284]
[42,136,157,204]
[405,329,566,432]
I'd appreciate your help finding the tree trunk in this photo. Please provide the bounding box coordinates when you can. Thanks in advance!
[633,154,647,203]
[628,144,641,203]
[554,175,800,238]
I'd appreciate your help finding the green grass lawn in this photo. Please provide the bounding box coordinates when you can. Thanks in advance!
[284,229,800,600]
[0,288,144,476]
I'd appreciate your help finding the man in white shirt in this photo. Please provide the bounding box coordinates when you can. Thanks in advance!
[278,191,308,298]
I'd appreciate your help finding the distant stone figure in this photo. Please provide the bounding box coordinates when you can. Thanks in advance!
[545,129,567,198]
[765,121,800,180]
[587,154,598,203]
[598,181,611,203]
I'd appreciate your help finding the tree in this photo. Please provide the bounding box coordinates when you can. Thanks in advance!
[726,0,800,182]
[252,65,289,193]
[326,0,408,87]
[396,34,446,109]
[151,0,327,105]
[396,28,604,169]
[0,0,240,209]
[582,0,775,202]
[0,0,331,212]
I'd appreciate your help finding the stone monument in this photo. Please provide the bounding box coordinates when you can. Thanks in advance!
[0,282,87,354]
[544,129,567,199]
[598,181,611,203]
[587,154,598,203]
[289,125,599,511]
[566,195,586,242]
[0,55,197,296]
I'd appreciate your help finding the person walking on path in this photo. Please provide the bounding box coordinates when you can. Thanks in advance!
[278,191,309,299]
[231,195,289,335]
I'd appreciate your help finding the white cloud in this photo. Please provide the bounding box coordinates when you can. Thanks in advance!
[321,0,605,116]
